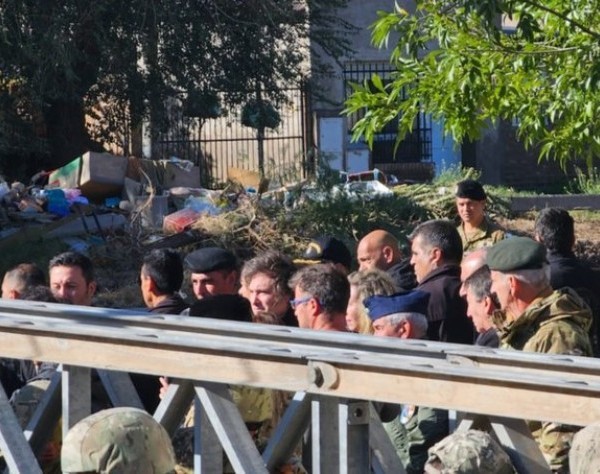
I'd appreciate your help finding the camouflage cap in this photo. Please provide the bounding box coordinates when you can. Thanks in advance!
[570,422,600,474]
[61,407,175,474]
[424,429,514,474]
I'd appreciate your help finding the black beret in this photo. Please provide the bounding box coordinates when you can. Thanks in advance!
[455,179,486,201]
[296,236,352,270]
[486,237,547,272]
[184,247,237,273]
[188,294,252,322]
[364,290,430,321]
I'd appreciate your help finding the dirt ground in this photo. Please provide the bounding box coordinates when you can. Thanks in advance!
[497,212,600,267]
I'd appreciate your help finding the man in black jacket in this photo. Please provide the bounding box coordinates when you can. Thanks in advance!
[534,207,599,354]
[409,219,473,344]
[140,248,188,315]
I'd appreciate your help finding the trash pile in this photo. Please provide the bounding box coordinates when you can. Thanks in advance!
[0,151,437,270]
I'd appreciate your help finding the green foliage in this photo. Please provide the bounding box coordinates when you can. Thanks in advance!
[278,193,431,246]
[0,0,353,169]
[433,165,481,186]
[344,0,600,168]
[566,167,600,194]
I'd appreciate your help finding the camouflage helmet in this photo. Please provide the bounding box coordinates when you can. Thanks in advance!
[61,407,175,474]
[570,422,600,474]
[424,429,514,474]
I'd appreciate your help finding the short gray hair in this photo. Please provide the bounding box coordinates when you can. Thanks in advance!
[505,264,551,291]
[383,312,428,339]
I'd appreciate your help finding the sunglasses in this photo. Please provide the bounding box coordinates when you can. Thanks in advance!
[289,296,314,309]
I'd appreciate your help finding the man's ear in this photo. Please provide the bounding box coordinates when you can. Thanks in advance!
[225,270,238,287]
[483,295,495,315]
[431,247,443,265]
[507,275,519,296]
[309,297,321,316]
[382,245,394,263]
[399,319,412,339]
[87,281,97,297]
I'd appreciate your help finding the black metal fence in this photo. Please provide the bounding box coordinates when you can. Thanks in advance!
[344,62,432,164]
[154,85,309,187]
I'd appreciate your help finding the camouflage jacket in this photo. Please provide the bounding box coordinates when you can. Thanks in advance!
[383,405,449,474]
[500,288,593,473]
[457,217,505,253]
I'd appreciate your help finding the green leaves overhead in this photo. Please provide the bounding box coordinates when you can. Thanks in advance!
[344,0,600,167]
[0,0,353,165]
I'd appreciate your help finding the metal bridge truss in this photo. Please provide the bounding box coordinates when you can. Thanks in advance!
[1,299,600,473]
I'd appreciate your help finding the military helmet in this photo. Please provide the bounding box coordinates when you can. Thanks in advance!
[61,407,175,474]
[570,422,600,474]
[424,429,514,474]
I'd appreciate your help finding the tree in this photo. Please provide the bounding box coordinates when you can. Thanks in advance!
[0,0,353,173]
[344,0,600,168]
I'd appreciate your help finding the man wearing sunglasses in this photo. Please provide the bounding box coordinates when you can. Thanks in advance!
[288,264,349,331]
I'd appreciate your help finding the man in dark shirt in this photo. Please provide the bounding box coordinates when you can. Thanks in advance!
[140,248,188,315]
[534,208,599,354]
[409,219,473,343]
[138,249,188,412]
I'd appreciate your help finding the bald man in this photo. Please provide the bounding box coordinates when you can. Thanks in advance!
[459,248,488,297]
[356,230,416,292]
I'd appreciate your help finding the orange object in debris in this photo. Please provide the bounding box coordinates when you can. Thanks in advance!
[162,208,201,234]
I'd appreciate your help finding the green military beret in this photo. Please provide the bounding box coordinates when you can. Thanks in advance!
[486,236,547,271]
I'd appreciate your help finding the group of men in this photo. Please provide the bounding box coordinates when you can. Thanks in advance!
[0,178,598,473]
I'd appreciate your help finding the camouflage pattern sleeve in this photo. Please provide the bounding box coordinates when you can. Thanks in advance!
[528,421,579,473]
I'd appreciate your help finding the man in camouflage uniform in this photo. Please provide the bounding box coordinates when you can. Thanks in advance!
[487,237,593,472]
[424,429,515,473]
[61,407,176,473]
[455,179,505,253]
[365,291,449,474]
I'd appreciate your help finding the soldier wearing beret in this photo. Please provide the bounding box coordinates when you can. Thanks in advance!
[455,179,505,253]
[184,247,239,300]
[365,291,449,474]
[487,236,593,472]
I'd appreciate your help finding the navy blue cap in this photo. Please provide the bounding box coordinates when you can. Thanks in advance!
[455,179,486,201]
[184,247,237,273]
[364,290,430,321]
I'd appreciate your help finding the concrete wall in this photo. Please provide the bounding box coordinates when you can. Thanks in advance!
[311,0,401,112]
[475,120,578,191]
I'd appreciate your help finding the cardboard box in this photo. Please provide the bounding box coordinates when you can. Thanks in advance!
[134,159,201,190]
[48,152,128,200]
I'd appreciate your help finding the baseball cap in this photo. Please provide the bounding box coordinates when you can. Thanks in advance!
[295,236,352,270]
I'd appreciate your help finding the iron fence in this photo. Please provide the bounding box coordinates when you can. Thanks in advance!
[344,61,432,164]
[154,85,309,187]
